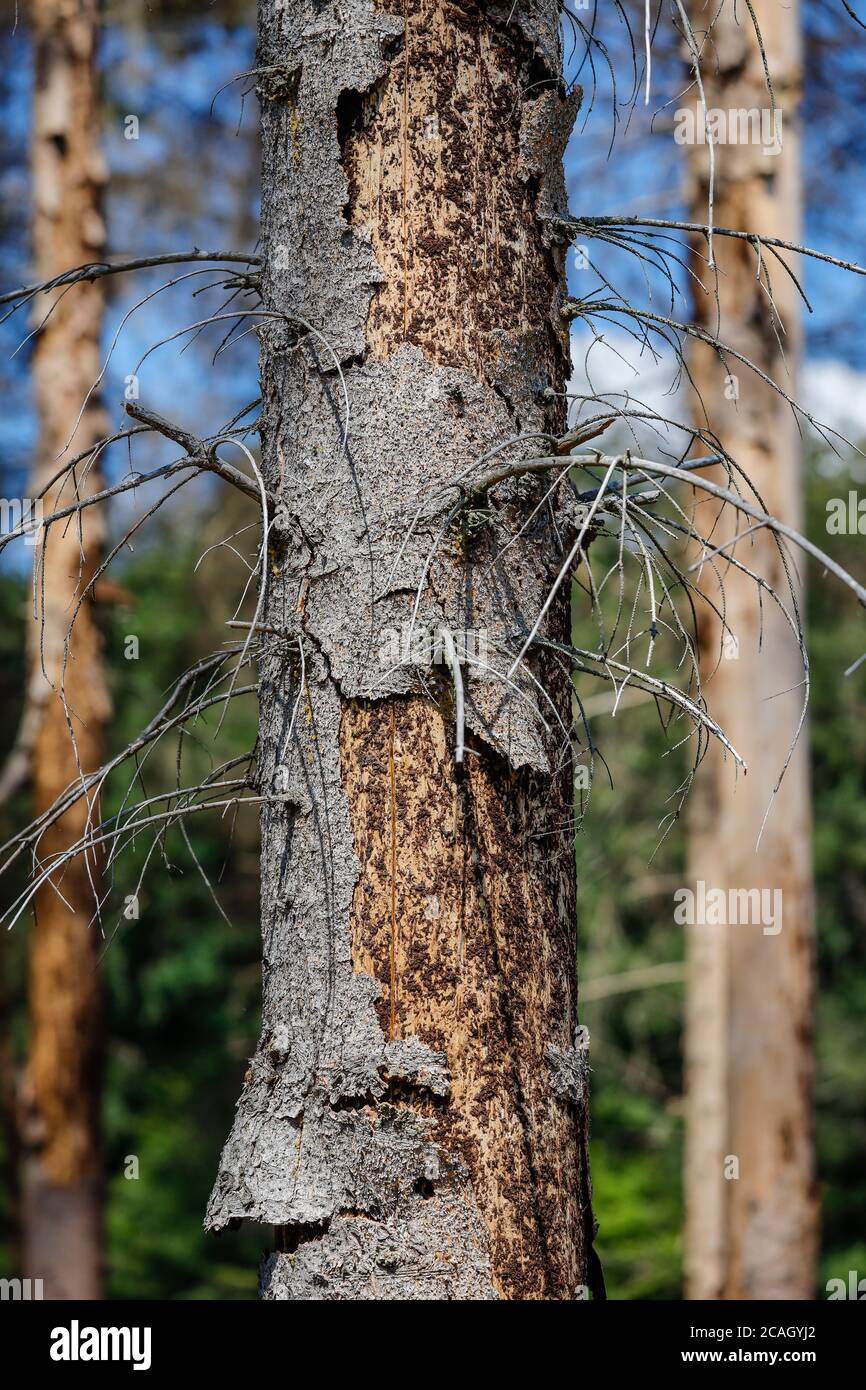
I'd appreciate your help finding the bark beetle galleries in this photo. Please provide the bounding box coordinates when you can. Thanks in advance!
[340,700,583,1299]
[340,2,585,1299]
[340,0,565,381]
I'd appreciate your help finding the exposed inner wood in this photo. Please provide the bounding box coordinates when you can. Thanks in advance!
[341,0,561,381]
[338,0,583,1300]
[341,697,582,1298]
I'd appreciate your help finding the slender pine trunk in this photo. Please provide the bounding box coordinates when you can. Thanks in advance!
[22,0,109,1301]
[684,0,818,1300]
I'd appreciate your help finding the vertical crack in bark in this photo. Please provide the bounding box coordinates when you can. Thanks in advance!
[399,0,411,342]
[388,701,398,1040]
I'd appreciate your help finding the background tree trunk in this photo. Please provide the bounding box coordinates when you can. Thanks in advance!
[206,0,596,1300]
[684,0,818,1299]
[21,0,109,1301]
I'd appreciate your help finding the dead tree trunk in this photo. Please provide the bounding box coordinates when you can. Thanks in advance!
[207,0,595,1299]
[22,0,109,1301]
[684,0,818,1299]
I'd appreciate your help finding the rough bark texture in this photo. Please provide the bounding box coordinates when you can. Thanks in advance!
[21,0,109,1301]
[684,0,818,1300]
[207,0,594,1299]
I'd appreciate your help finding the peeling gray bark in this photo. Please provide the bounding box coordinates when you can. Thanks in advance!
[260,1193,497,1300]
[208,0,591,1300]
[546,1026,591,1106]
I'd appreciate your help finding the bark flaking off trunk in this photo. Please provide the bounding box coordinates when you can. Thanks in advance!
[207,0,593,1300]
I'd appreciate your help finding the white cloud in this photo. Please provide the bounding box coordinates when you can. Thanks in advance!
[801,359,866,444]
[569,332,866,461]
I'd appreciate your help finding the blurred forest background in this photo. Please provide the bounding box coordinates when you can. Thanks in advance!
[0,0,864,1298]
